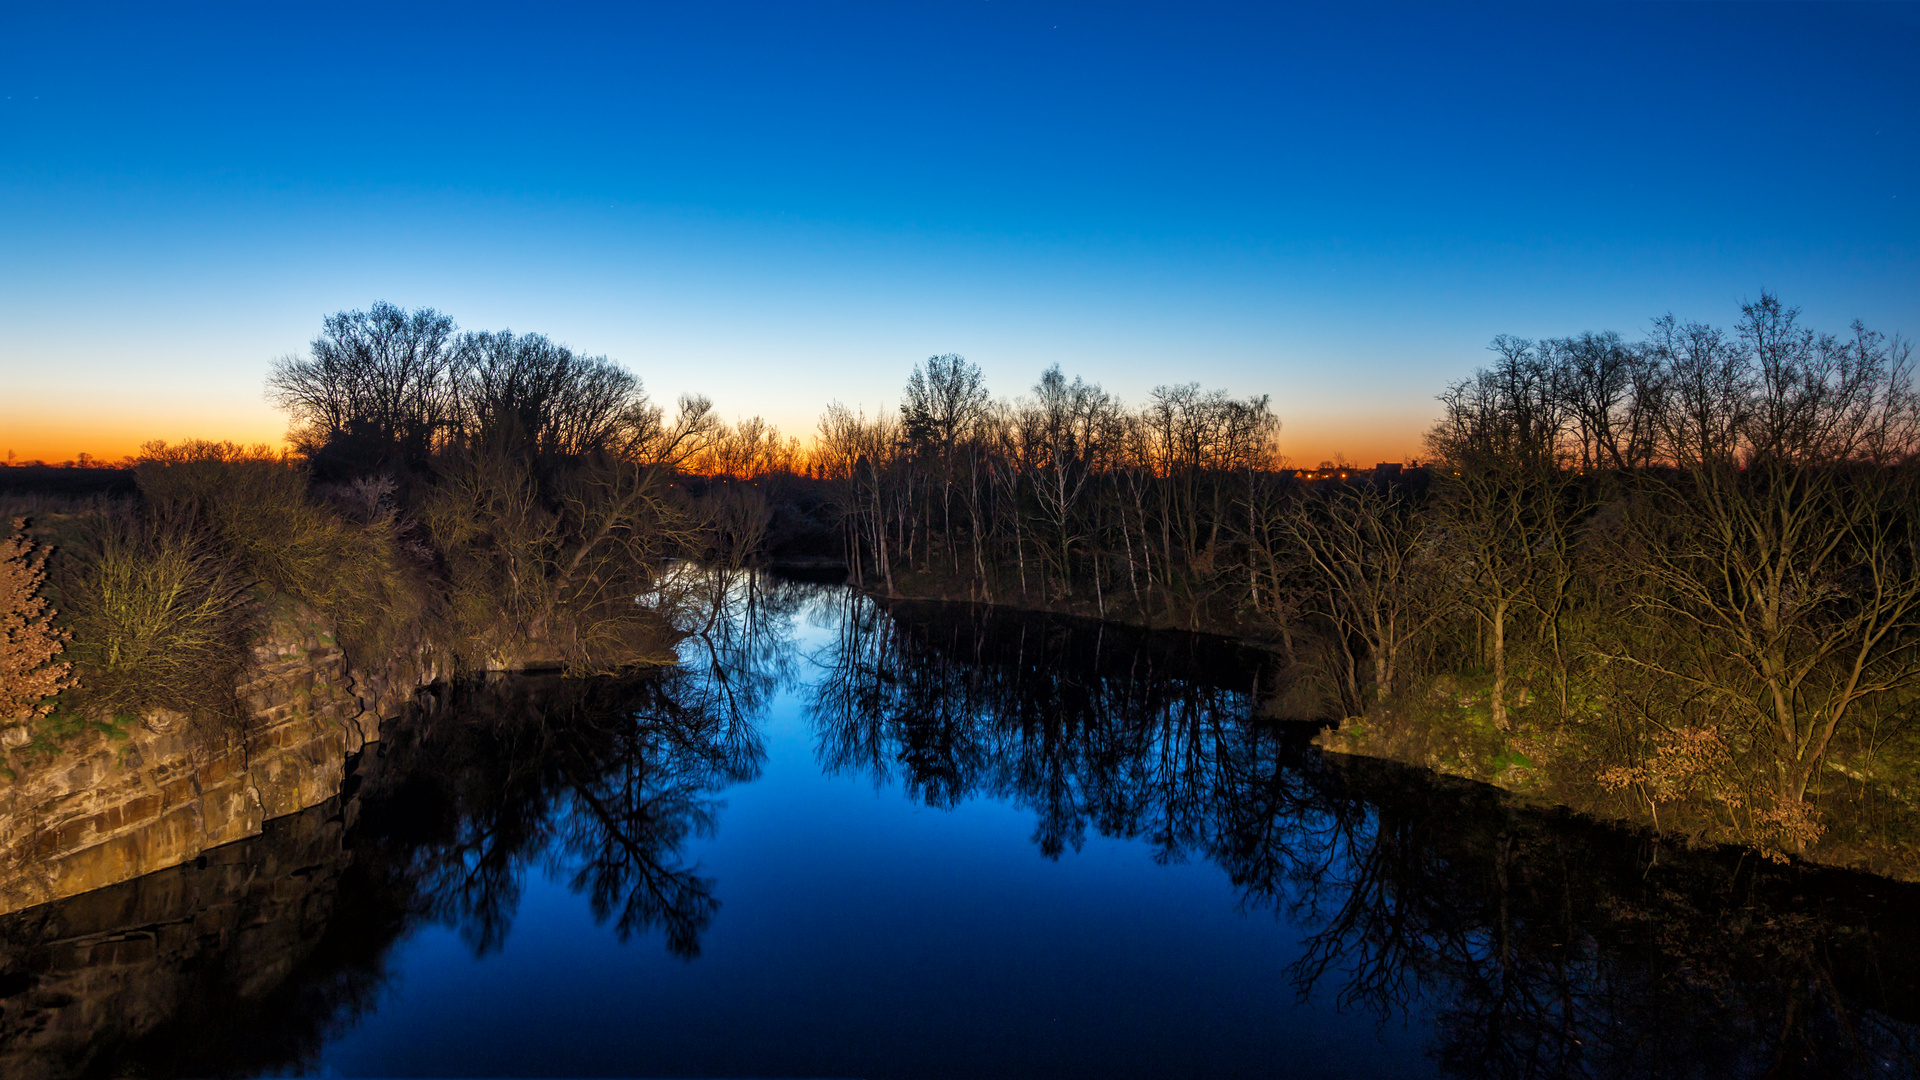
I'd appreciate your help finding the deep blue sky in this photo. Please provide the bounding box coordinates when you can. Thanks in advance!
[4,1,1915,462]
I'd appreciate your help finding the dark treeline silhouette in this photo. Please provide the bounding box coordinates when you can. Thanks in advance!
[806,593,1920,1079]
[812,295,1920,868]
[2,302,803,765]
[267,302,717,480]
[266,300,835,564]
[0,466,135,502]
[813,355,1286,627]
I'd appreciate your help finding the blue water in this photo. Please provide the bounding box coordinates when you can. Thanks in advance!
[9,580,1908,1078]
[305,608,1437,1079]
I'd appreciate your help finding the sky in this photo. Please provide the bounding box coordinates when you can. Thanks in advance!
[3,1,1916,466]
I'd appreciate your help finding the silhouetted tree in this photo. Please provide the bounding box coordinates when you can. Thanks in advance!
[451,329,652,464]
[267,302,461,479]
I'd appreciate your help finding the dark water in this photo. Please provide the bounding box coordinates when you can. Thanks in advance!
[4,579,1919,1079]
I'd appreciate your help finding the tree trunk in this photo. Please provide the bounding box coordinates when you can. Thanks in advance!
[1489,601,1508,730]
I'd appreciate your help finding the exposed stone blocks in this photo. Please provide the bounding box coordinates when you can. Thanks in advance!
[0,797,352,1080]
[0,601,434,916]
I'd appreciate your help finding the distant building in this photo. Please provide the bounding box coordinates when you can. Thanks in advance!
[1374,462,1402,480]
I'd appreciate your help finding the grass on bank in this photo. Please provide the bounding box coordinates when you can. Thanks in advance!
[4,440,696,770]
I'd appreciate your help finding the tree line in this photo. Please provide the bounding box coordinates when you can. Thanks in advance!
[0,301,799,760]
[4,292,1916,863]
[814,294,1920,860]
[814,354,1285,624]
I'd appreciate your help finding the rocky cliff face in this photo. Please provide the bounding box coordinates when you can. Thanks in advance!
[0,793,367,1080]
[0,602,436,916]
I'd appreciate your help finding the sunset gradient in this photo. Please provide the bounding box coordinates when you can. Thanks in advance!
[4,1,1915,467]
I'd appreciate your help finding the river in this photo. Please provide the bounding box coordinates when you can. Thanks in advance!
[2,576,1916,1078]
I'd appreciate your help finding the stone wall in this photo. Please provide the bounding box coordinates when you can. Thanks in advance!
[0,601,434,916]
[0,794,360,1080]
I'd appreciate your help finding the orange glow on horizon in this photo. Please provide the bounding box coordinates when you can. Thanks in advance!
[1,407,1429,472]
[1,418,290,468]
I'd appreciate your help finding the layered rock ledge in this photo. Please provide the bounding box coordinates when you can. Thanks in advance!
[0,603,436,916]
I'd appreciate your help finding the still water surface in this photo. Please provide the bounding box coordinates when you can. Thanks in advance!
[3,578,1917,1078]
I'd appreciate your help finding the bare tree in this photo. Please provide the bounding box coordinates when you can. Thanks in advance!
[625,394,722,468]
[1612,296,1920,836]
[1555,331,1662,471]
[452,330,650,462]
[816,402,901,595]
[680,415,795,479]
[1287,484,1445,710]
[1024,366,1120,601]
[901,354,989,574]
[267,302,461,476]
[1427,336,1575,731]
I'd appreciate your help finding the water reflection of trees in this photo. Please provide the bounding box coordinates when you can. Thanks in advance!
[1289,763,1920,1079]
[360,571,803,958]
[360,677,744,957]
[9,584,1920,1078]
[809,594,1920,1078]
[809,593,1289,860]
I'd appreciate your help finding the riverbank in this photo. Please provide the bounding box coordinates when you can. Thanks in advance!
[0,596,443,915]
[853,564,1295,648]
[1,436,722,915]
[1315,686,1920,884]
[857,578,1920,884]
[7,577,1920,1078]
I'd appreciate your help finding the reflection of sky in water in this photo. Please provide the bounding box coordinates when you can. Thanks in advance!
[308,601,1436,1079]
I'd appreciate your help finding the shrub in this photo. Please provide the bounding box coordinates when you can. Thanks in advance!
[52,512,252,726]
[134,440,436,668]
[0,519,74,722]
[417,446,691,672]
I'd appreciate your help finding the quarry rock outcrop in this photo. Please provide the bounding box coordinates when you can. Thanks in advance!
[0,795,360,1080]
[0,603,435,916]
